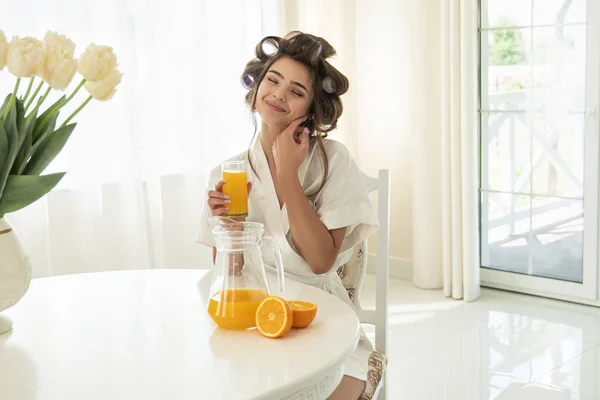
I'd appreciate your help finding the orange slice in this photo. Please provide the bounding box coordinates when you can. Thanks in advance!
[288,300,318,329]
[255,296,293,338]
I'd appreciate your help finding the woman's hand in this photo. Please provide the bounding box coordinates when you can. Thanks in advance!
[207,180,252,216]
[273,116,310,179]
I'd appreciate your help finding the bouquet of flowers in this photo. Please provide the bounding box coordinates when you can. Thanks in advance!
[0,30,122,218]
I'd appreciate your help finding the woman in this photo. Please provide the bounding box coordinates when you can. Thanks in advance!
[196,31,380,399]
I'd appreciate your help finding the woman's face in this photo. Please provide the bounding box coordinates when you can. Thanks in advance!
[255,56,314,129]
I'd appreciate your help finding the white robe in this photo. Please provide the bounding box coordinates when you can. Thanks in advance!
[196,138,379,381]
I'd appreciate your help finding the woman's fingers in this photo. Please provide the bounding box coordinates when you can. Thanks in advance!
[208,189,229,200]
[210,207,230,216]
[208,197,230,206]
[207,180,230,216]
[215,180,226,192]
[207,179,250,217]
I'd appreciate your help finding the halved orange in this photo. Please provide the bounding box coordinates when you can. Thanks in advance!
[255,296,293,338]
[288,300,318,329]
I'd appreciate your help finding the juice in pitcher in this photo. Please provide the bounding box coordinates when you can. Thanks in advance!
[207,217,286,330]
[221,161,248,218]
[207,288,268,330]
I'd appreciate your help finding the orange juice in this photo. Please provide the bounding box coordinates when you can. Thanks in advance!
[207,288,268,330]
[222,170,248,217]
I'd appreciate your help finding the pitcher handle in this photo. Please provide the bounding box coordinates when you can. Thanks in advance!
[261,236,285,294]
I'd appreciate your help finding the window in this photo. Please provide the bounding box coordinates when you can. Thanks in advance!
[479,0,599,291]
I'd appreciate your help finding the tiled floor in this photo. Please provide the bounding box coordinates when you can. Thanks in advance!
[360,275,600,400]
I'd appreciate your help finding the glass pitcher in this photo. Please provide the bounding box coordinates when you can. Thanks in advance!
[207,216,285,330]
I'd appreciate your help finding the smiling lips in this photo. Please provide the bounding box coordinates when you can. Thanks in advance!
[265,100,286,113]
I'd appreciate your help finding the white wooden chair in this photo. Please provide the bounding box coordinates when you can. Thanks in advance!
[336,169,390,400]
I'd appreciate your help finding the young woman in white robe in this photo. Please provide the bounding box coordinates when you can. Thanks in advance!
[196,32,379,400]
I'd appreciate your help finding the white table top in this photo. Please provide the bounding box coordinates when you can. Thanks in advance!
[0,269,360,400]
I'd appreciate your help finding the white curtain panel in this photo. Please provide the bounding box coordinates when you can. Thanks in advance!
[412,0,480,301]
[440,0,480,301]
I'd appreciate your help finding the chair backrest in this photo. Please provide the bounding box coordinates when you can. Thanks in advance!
[336,169,390,400]
[335,169,390,355]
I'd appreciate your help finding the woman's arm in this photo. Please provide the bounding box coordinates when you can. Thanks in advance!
[280,172,345,275]
[272,119,346,275]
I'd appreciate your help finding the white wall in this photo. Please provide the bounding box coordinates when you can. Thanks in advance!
[353,0,443,275]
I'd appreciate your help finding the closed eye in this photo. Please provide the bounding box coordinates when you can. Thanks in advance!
[268,74,305,97]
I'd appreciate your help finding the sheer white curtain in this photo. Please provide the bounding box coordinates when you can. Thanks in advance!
[0,0,365,278]
[0,0,285,277]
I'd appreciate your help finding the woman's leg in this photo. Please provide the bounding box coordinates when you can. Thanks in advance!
[327,375,366,400]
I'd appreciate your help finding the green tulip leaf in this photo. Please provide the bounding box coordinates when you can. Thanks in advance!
[23,123,77,176]
[32,95,65,143]
[0,100,20,197]
[12,104,37,175]
[0,172,66,215]
[0,124,8,184]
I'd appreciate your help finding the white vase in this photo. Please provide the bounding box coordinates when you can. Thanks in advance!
[0,218,32,334]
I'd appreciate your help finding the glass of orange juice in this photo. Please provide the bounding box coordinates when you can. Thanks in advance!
[221,161,248,218]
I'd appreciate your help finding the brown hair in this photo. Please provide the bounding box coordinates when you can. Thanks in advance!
[241,31,349,195]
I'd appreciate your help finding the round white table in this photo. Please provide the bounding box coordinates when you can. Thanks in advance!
[0,269,360,400]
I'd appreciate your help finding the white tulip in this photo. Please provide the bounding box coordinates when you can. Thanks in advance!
[41,31,77,90]
[45,58,78,91]
[43,31,75,58]
[78,44,118,81]
[0,31,8,70]
[6,36,44,78]
[84,67,122,101]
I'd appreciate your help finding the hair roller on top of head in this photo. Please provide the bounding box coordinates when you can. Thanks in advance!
[312,42,323,64]
[257,36,280,59]
[306,40,323,64]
